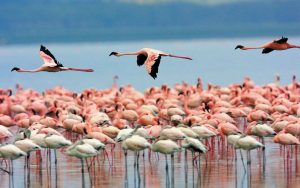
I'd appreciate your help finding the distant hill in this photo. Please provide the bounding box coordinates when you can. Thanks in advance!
[119,0,258,5]
[0,0,299,44]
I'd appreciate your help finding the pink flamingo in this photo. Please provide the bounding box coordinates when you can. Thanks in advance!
[235,37,300,53]
[109,48,192,79]
[11,45,94,73]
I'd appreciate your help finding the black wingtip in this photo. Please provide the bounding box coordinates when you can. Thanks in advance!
[109,52,118,56]
[149,73,157,80]
[40,45,46,51]
[235,45,244,50]
[11,67,20,72]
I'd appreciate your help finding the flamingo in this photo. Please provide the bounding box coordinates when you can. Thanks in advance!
[14,137,41,167]
[152,139,180,162]
[44,133,72,164]
[11,45,94,73]
[177,124,198,139]
[273,131,300,145]
[182,137,207,165]
[116,127,134,142]
[235,37,300,54]
[0,125,13,139]
[233,135,264,169]
[159,126,186,141]
[121,135,151,166]
[0,144,27,174]
[66,140,99,173]
[109,48,192,79]
[81,137,106,151]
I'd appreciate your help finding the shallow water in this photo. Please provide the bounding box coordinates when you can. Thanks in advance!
[1,37,300,187]
[0,126,299,188]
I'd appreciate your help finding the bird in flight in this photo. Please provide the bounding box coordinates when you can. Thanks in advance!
[11,45,94,73]
[109,48,192,79]
[235,37,300,54]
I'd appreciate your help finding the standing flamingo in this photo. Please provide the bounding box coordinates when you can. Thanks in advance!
[0,144,27,174]
[11,45,94,73]
[109,48,192,79]
[235,37,300,54]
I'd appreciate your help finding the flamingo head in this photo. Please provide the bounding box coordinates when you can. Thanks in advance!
[109,52,119,56]
[11,67,20,72]
[235,45,244,50]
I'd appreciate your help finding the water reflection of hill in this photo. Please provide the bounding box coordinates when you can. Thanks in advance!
[0,0,299,44]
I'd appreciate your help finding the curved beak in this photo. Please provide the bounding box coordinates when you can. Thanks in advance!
[109,52,118,56]
[235,45,244,50]
[11,67,20,72]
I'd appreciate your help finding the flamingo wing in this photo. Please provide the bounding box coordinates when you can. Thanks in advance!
[145,52,161,79]
[262,48,274,54]
[274,37,288,44]
[137,54,147,66]
[39,45,63,67]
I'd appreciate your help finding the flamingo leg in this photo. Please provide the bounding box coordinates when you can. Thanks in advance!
[240,150,246,172]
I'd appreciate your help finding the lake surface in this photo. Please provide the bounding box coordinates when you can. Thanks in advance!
[0,126,299,188]
[0,37,300,92]
[0,37,300,188]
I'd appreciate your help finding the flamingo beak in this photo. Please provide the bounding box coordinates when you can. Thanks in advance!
[235,45,244,50]
[109,52,118,56]
[11,67,20,72]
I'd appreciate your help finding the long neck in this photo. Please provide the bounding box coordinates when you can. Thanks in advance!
[183,96,190,115]
[118,51,139,56]
[18,68,42,73]
[112,77,118,89]
[242,46,264,50]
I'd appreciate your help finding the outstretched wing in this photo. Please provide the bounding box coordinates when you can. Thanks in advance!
[39,45,63,67]
[262,48,274,54]
[274,37,288,44]
[145,52,161,79]
[137,54,147,66]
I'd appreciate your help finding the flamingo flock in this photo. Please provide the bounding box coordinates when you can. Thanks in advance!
[3,37,300,186]
[0,75,299,178]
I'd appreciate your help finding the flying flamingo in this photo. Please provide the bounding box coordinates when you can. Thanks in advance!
[11,45,94,73]
[109,48,192,79]
[235,37,300,54]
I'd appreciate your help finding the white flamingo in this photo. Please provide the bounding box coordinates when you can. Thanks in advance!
[234,135,264,169]
[44,133,72,164]
[0,125,13,139]
[0,144,27,174]
[182,137,207,165]
[151,139,180,169]
[66,140,99,173]
[14,139,41,154]
[15,138,41,167]
[116,127,134,142]
[82,137,106,151]
[122,135,151,166]
[159,126,186,141]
